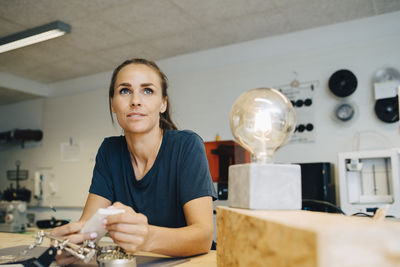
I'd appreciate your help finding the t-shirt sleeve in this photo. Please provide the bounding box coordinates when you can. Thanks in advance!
[89,140,115,202]
[178,133,217,206]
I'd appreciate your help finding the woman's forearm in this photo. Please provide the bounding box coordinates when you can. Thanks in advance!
[142,224,214,257]
[79,193,112,222]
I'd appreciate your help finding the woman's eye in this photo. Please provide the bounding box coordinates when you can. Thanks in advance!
[120,88,131,94]
[144,88,153,95]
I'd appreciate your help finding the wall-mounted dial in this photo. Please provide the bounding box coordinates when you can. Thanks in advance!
[335,103,355,122]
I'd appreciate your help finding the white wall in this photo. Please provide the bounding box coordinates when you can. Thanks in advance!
[161,11,400,151]
[0,12,399,221]
[0,98,44,132]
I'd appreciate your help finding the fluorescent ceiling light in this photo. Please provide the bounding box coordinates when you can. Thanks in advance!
[0,20,71,53]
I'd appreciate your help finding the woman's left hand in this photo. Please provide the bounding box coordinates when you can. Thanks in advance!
[105,202,149,253]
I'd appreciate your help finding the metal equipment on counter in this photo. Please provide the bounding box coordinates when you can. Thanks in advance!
[0,161,31,233]
[0,230,97,266]
[0,231,137,267]
[0,200,26,233]
[97,245,136,267]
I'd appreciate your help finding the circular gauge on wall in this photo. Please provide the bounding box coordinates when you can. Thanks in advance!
[334,102,357,122]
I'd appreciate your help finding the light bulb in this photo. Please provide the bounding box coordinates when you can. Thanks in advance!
[230,88,296,163]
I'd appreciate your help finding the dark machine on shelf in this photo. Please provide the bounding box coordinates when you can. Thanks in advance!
[204,140,250,200]
[297,162,337,213]
[0,129,43,148]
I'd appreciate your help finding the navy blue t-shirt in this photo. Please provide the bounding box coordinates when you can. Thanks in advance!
[89,130,217,228]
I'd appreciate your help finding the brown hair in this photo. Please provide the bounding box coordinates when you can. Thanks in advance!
[108,58,177,131]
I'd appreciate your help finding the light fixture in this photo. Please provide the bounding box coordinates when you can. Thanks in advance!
[228,88,302,210]
[230,88,296,163]
[0,20,71,54]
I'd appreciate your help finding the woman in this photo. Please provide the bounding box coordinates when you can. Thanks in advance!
[51,58,217,264]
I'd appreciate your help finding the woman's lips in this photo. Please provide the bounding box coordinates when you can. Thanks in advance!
[127,112,146,117]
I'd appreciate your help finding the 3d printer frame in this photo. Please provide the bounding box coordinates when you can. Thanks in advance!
[338,148,400,217]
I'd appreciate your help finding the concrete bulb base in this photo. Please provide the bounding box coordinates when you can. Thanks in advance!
[228,163,302,210]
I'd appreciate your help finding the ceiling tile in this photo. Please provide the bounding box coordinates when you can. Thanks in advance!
[0,0,131,29]
[0,0,101,27]
[148,28,221,60]
[373,0,400,14]
[0,0,50,26]
[49,52,112,80]
[207,12,292,47]
[19,63,75,83]
[275,0,376,31]
[31,0,94,22]
[101,0,200,41]
[59,17,136,52]
[66,0,133,14]
[11,50,110,83]
[171,0,278,24]
[0,36,84,77]
[9,36,84,64]
[0,49,47,74]
[19,58,94,83]
[0,18,25,36]
[98,42,156,68]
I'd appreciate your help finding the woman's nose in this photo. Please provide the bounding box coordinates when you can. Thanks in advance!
[130,91,142,106]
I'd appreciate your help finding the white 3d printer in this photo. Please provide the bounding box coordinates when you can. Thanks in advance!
[338,148,400,217]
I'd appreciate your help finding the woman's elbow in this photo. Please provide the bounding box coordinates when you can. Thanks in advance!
[197,226,214,254]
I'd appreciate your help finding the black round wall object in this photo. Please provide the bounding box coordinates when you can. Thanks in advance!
[295,99,304,107]
[328,69,358,97]
[374,96,399,123]
[305,123,314,131]
[297,124,305,133]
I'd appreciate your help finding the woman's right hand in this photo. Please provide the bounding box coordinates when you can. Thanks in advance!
[50,221,97,265]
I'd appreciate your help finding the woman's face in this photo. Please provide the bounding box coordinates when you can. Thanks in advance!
[111,63,167,135]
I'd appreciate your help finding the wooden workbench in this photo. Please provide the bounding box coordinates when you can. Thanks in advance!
[217,206,400,267]
[0,230,216,266]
